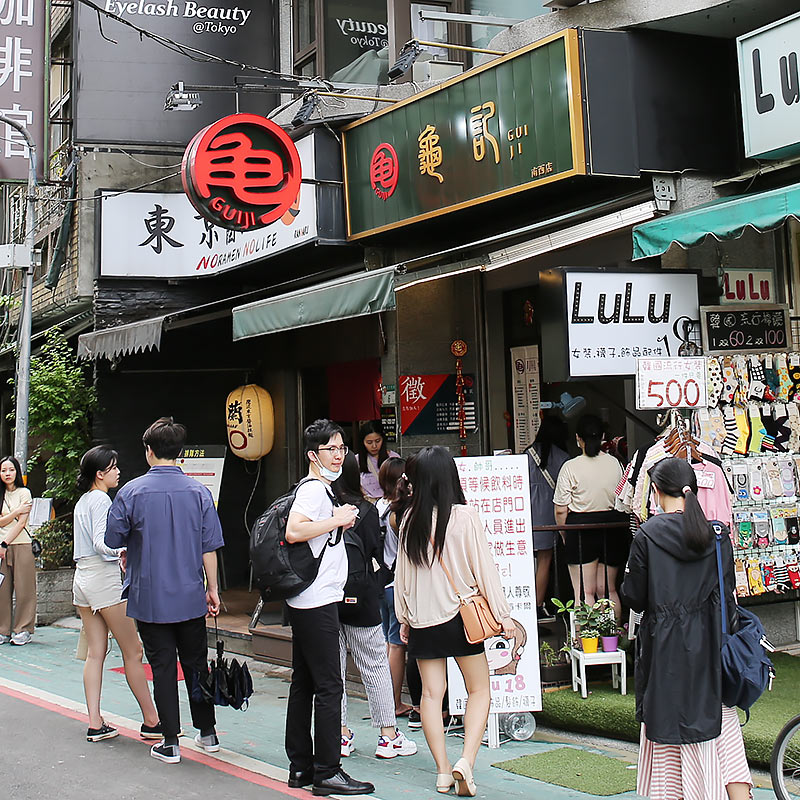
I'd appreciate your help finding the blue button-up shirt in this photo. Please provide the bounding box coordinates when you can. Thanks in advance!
[105,465,224,624]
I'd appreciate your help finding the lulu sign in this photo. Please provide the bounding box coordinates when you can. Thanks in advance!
[182,113,301,232]
[737,11,800,159]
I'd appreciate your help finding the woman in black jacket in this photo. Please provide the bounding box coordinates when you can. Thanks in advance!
[333,453,417,761]
[621,458,751,800]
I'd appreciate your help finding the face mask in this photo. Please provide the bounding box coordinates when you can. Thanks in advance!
[313,455,341,481]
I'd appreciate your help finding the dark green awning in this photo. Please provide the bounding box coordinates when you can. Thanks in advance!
[632,182,800,260]
[232,267,396,340]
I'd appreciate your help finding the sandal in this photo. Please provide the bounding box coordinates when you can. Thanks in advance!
[436,773,455,793]
[452,758,476,797]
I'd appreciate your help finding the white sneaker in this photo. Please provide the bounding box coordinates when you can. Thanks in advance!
[341,729,355,757]
[0,634,10,644]
[375,729,418,759]
[194,732,220,753]
[11,631,31,646]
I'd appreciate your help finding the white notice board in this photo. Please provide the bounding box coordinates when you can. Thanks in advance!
[177,445,227,504]
[447,455,541,714]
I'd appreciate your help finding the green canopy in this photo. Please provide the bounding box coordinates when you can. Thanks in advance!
[232,267,396,340]
[632,182,800,260]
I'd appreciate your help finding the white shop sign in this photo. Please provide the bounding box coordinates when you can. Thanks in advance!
[447,456,541,716]
[566,272,700,377]
[737,11,800,159]
[635,357,708,411]
[510,345,541,454]
[100,137,317,278]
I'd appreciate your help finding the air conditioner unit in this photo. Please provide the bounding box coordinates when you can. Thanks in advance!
[412,59,463,83]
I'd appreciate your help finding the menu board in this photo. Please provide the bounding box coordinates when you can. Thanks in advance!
[700,304,790,355]
[177,445,226,504]
[510,345,541,453]
[447,455,541,715]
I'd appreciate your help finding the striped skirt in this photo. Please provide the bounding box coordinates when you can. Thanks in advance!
[637,706,752,800]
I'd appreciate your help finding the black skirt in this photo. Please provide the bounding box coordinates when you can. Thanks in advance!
[407,613,485,660]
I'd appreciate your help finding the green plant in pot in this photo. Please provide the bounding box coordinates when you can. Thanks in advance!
[34,518,74,570]
[539,641,571,685]
[578,625,600,653]
[597,613,620,652]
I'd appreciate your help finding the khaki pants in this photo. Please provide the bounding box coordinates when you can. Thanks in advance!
[0,543,36,635]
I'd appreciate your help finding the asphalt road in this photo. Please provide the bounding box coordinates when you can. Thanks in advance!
[3,691,295,800]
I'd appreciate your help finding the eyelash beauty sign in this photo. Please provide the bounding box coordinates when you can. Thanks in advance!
[446,455,541,721]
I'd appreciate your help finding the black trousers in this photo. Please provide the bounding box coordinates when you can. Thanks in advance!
[137,616,215,740]
[285,602,342,781]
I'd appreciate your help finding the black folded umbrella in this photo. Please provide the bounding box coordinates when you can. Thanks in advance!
[191,617,253,711]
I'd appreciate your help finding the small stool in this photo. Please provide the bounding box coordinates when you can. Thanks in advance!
[567,613,627,699]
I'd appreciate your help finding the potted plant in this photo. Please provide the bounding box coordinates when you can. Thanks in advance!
[598,614,620,652]
[539,641,571,685]
[578,625,600,653]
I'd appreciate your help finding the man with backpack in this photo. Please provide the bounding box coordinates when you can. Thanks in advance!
[283,420,374,796]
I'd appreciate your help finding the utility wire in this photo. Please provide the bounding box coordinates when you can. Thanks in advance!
[62,171,182,203]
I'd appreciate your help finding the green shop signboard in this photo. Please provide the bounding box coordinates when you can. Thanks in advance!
[342,29,585,240]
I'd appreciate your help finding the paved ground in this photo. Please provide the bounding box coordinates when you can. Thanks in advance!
[0,625,777,800]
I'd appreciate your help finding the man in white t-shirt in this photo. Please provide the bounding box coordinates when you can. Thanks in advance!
[284,419,374,796]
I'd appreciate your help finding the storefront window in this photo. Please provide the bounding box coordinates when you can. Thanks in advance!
[296,0,316,52]
[468,1,550,50]
[293,0,319,76]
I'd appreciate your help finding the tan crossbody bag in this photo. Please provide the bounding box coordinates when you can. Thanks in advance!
[435,545,502,644]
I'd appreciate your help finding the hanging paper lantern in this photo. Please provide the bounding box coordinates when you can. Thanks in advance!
[226,384,274,460]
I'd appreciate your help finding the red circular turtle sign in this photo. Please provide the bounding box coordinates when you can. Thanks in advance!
[182,113,302,232]
[370,143,398,200]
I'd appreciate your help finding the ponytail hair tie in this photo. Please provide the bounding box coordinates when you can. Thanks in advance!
[682,485,692,496]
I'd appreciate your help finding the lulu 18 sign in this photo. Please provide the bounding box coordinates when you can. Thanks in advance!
[182,114,302,232]
[566,272,700,377]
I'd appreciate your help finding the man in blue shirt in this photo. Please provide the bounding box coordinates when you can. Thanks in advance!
[106,417,224,764]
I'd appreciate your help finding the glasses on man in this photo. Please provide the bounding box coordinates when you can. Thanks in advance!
[318,445,348,455]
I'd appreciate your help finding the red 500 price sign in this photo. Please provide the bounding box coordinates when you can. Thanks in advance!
[636,357,708,410]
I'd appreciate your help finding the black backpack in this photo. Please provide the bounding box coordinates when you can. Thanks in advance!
[340,503,379,621]
[250,477,341,603]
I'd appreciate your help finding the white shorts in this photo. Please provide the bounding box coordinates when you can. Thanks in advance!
[72,556,124,612]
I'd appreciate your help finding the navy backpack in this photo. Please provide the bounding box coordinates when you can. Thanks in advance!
[713,523,775,721]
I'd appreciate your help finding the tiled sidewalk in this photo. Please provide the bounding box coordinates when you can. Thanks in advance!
[0,626,775,800]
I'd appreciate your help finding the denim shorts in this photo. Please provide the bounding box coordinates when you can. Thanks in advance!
[380,585,403,646]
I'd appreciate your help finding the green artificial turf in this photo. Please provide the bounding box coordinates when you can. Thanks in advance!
[493,747,637,795]
[537,651,800,767]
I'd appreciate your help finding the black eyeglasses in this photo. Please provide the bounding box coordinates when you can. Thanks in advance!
[318,445,348,455]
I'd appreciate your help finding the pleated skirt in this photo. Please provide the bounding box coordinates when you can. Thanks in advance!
[637,705,752,800]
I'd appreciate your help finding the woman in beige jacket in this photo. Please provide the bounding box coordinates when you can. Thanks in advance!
[395,446,513,796]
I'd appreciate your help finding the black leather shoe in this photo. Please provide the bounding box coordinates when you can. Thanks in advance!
[288,769,313,788]
[312,769,375,796]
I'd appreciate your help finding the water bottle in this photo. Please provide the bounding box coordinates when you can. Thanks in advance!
[499,712,536,741]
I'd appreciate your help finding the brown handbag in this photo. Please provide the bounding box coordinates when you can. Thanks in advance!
[436,548,502,644]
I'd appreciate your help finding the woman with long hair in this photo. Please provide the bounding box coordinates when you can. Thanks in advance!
[356,421,399,502]
[526,415,570,619]
[73,446,161,742]
[553,414,628,613]
[0,456,34,645]
[395,446,512,796]
[621,458,751,800]
[333,452,417,760]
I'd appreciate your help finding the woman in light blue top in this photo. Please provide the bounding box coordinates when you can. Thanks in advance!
[73,445,160,743]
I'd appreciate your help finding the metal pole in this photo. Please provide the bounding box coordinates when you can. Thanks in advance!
[0,114,37,478]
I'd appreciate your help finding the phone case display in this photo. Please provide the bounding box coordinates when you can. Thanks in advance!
[694,352,800,599]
